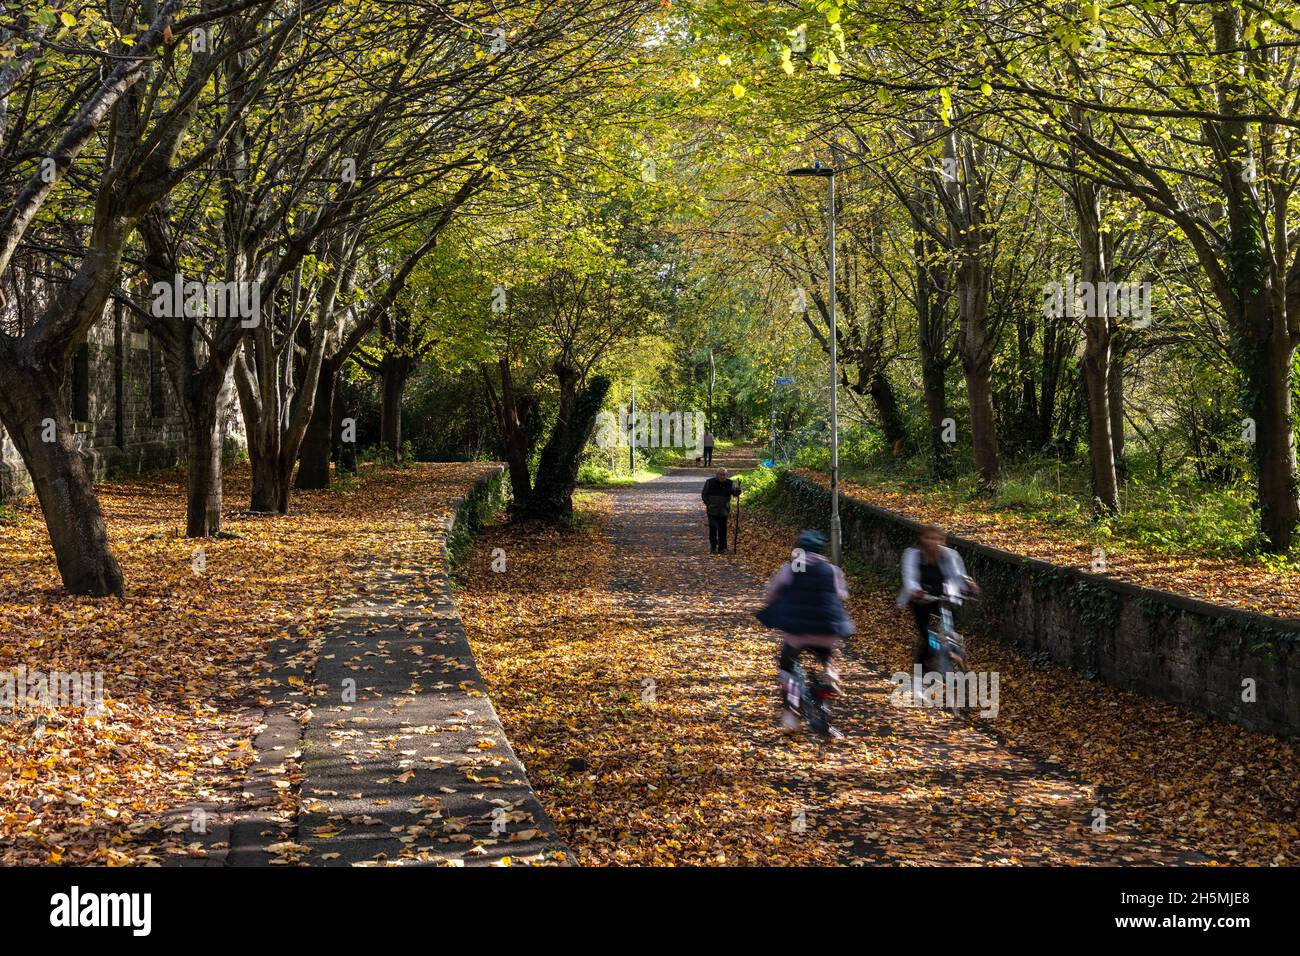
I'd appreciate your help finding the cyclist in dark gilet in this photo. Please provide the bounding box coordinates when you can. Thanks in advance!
[758,530,856,732]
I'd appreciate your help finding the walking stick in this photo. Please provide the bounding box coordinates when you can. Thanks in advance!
[732,480,740,555]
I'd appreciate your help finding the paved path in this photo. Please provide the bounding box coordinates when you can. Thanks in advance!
[158,455,1196,866]
[292,542,567,867]
[160,477,568,867]
[606,462,1201,865]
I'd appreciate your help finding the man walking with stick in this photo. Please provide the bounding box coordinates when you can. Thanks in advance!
[701,467,740,555]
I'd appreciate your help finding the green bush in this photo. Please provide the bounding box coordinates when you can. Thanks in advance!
[646,446,686,467]
[787,426,886,473]
[1111,479,1262,557]
[736,464,781,506]
[840,428,888,469]
[994,475,1052,512]
[577,462,619,485]
[792,444,829,470]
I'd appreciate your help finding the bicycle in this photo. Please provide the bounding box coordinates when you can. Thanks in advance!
[782,660,843,740]
[915,593,973,718]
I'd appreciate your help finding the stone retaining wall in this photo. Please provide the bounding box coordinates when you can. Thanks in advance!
[772,471,1300,737]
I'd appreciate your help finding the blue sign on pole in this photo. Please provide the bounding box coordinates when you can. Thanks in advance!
[775,376,795,386]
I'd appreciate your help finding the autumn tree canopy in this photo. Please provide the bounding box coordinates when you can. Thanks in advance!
[4,0,1300,597]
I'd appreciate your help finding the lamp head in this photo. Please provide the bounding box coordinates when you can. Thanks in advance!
[787,160,836,177]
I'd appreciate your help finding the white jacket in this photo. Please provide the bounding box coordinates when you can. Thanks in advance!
[897,545,969,608]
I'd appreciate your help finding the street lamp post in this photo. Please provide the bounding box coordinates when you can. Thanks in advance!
[786,161,840,565]
[772,375,794,466]
[771,388,777,466]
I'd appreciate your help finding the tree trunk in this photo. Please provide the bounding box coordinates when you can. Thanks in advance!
[914,197,952,479]
[295,364,336,490]
[957,256,1000,486]
[1077,178,1119,513]
[707,348,714,432]
[1039,318,1066,448]
[938,129,999,487]
[336,377,358,475]
[865,361,907,451]
[482,359,535,508]
[380,357,410,461]
[1082,337,1118,512]
[0,363,124,596]
[963,359,1000,486]
[1214,4,1298,550]
[235,333,303,517]
[180,376,228,538]
[247,429,287,514]
[863,259,908,451]
[1013,310,1040,452]
[1108,330,1127,480]
[1246,322,1299,552]
[921,352,950,477]
[524,372,611,522]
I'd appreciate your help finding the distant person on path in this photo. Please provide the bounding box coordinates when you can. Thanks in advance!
[897,524,979,667]
[758,530,855,732]
[702,429,716,467]
[701,467,739,554]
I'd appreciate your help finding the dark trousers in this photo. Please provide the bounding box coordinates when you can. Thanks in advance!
[779,643,833,673]
[911,601,956,664]
[779,644,834,713]
[708,513,729,552]
[703,447,714,466]
[910,602,932,664]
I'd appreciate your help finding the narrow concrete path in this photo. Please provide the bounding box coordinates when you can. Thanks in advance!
[292,493,568,867]
[160,474,568,867]
[606,463,1201,865]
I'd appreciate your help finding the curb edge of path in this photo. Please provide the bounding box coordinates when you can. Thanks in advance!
[289,463,574,866]
[437,465,575,865]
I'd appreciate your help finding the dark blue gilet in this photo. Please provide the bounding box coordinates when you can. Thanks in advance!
[756,560,856,637]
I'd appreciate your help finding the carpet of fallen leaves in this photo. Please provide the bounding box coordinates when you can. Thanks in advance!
[792,470,1300,619]
[0,462,492,865]
[460,493,848,866]
[731,499,1300,866]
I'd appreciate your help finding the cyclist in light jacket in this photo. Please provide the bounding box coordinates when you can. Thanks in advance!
[897,525,979,667]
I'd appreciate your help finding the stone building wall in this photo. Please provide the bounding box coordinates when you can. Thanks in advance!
[0,304,244,500]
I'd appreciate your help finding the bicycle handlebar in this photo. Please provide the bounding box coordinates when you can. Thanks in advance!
[913,591,980,604]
